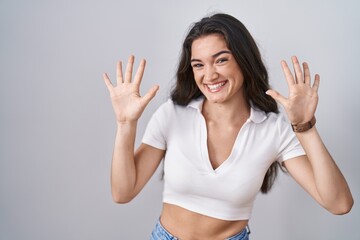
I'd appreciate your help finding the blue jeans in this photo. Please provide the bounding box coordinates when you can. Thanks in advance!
[150,220,250,240]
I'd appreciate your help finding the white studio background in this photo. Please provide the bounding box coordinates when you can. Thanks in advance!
[0,0,359,239]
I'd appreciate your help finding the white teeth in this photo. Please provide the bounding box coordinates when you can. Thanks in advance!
[206,81,226,90]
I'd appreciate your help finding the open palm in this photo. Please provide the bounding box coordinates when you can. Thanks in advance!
[103,56,159,124]
[267,56,320,124]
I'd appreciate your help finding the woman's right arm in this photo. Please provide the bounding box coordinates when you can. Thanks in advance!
[111,123,165,203]
[103,56,164,203]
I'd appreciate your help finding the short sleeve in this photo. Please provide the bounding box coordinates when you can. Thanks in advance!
[276,114,306,162]
[141,101,170,150]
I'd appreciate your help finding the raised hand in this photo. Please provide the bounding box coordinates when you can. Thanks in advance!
[103,55,159,124]
[266,56,320,125]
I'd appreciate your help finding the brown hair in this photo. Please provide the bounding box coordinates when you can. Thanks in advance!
[171,13,281,193]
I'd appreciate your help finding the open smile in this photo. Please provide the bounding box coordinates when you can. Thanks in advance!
[205,80,228,93]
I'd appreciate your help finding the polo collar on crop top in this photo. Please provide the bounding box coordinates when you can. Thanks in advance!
[186,96,268,124]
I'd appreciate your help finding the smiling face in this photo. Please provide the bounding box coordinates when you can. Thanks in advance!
[191,34,245,104]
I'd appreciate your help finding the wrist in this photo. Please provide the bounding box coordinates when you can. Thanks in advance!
[291,116,316,132]
[116,120,138,128]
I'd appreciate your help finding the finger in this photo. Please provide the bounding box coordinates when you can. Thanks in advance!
[103,73,113,91]
[281,60,295,87]
[142,85,159,105]
[266,89,288,106]
[116,61,123,85]
[303,62,311,86]
[312,74,320,92]
[133,59,146,86]
[124,55,135,83]
[292,56,304,84]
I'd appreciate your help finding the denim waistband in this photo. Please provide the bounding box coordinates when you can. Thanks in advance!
[227,225,250,240]
[150,220,250,240]
[150,221,179,240]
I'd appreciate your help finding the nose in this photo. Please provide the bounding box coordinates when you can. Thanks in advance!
[204,66,219,82]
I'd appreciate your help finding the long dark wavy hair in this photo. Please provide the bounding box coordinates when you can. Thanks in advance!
[171,13,281,193]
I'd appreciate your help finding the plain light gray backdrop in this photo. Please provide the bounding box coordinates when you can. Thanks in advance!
[1,0,359,239]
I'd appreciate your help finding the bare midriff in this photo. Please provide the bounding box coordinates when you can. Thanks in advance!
[160,203,249,240]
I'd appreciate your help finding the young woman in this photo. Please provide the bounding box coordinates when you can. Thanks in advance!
[103,13,353,240]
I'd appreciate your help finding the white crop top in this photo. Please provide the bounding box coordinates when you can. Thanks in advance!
[142,97,305,221]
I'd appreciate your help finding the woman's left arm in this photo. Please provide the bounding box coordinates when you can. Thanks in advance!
[266,56,353,214]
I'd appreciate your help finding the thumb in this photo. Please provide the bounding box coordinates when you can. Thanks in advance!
[142,85,159,105]
[266,89,287,106]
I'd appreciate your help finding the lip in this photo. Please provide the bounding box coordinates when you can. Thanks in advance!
[205,80,228,93]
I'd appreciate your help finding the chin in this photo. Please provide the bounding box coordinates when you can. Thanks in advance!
[205,96,227,104]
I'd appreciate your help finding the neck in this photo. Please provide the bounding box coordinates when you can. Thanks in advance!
[202,94,250,124]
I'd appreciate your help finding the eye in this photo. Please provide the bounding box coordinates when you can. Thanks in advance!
[192,63,203,69]
[216,58,228,64]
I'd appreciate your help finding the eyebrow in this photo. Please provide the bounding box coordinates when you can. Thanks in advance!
[191,50,232,62]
